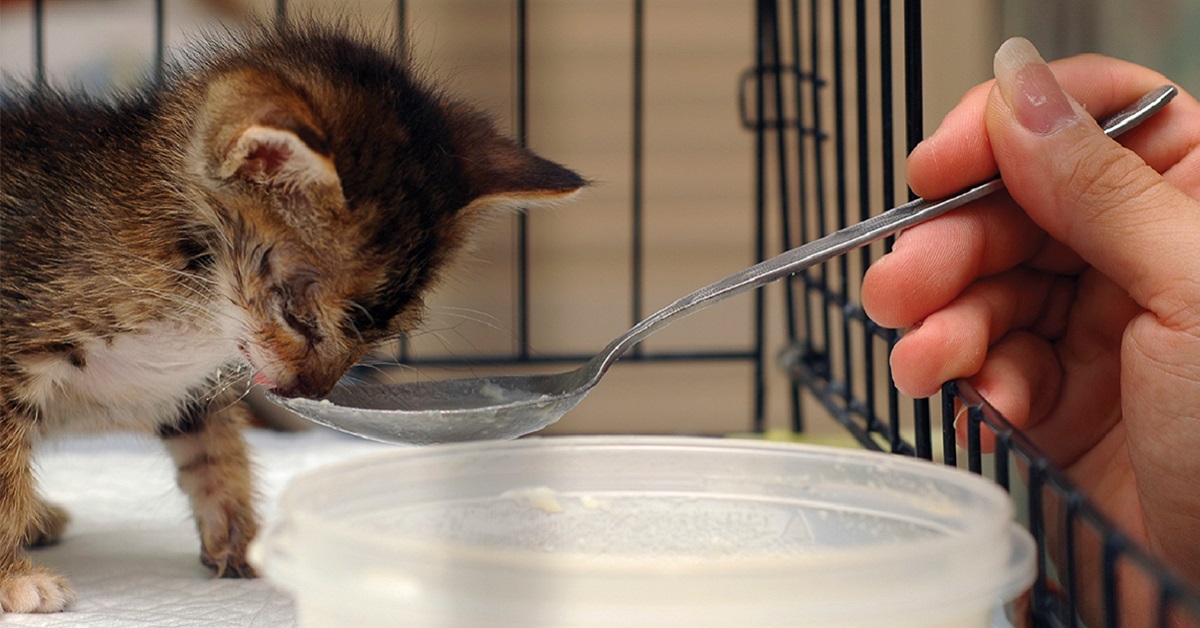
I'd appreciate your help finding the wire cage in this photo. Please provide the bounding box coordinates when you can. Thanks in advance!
[4,0,1199,625]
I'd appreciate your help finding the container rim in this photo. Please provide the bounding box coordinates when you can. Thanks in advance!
[253,435,1033,610]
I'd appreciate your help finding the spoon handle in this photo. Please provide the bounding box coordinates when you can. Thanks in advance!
[594,85,1177,373]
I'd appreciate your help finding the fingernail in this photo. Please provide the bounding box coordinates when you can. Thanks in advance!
[993,37,1077,135]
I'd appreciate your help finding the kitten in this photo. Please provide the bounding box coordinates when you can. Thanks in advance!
[0,22,584,613]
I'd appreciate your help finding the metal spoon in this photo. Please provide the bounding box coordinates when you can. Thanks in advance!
[268,85,1177,445]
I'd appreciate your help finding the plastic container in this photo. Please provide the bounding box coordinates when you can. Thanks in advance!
[250,436,1035,627]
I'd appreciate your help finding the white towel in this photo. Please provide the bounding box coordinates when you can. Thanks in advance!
[8,428,392,627]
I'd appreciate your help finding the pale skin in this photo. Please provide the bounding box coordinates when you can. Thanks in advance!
[861,37,1200,617]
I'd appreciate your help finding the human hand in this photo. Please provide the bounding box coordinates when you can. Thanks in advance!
[861,36,1200,611]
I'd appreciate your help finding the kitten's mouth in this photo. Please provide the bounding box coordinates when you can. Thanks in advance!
[239,344,278,388]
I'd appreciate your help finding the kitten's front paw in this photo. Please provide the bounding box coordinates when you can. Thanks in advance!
[0,563,75,613]
[201,547,258,579]
[199,509,259,579]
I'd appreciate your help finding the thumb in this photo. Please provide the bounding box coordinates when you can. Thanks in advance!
[986,37,1200,313]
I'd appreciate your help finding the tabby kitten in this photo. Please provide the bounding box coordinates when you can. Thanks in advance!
[0,23,583,613]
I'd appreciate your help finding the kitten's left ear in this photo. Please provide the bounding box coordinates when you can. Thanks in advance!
[445,103,587,210]
[198,69,342,199]
[218,124,340,192]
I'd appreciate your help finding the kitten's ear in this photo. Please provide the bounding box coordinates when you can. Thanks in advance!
[218,125,340,191]
[198,70,341,197]
[445,103,587,209]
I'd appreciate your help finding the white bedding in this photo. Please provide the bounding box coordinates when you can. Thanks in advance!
[7,428,394,627]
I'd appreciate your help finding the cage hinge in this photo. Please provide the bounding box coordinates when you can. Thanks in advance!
[738,65,827,134]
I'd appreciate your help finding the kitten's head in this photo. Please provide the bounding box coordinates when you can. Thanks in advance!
[187,26,584,398]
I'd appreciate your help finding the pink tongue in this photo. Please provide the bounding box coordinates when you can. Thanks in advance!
[253,372,276,387]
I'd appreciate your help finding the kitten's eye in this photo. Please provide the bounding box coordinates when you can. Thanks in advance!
[280,306,323,345]
[271,280,323,345]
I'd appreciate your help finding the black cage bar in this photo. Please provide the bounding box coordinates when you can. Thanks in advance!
[750,0,924,442]
[14,0,1200,625]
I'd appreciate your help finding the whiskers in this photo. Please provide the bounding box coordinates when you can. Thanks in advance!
[344,300,374,344]
[342,303,519,386]
[395,305,515,358]
[338,362,395,385]
[336,352,414,386]
[99,264,246,336]
[196,362,256,410]
[430,305,506,334]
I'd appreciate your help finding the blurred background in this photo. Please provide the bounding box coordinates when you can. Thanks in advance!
[3,0,1196,437]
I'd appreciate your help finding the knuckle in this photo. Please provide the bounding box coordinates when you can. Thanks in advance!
[1152,274,1200,336]
[1057,140,1158,224]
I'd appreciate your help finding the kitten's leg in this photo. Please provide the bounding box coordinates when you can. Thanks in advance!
[159,398,259,578]
[0,402,74,613]
[23,501,69,548]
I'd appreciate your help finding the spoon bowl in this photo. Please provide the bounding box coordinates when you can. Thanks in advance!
[273,372,586,445]
[269,86,1176,445]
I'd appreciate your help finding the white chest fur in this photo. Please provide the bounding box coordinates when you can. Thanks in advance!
[20,318,243,435]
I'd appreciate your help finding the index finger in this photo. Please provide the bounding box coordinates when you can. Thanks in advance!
[907,54,1200,200]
